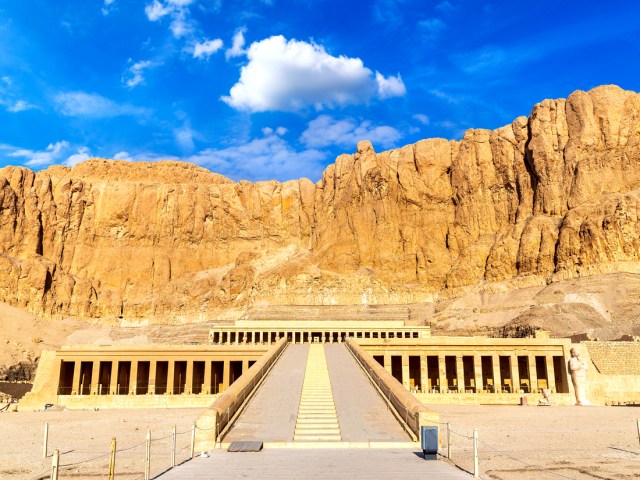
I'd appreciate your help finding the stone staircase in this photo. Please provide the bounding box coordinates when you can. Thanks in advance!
[293,344,341,441]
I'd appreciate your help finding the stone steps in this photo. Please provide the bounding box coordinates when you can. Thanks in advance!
[293,345,342,442]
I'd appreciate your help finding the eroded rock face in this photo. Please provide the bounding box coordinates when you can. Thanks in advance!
[1,85,639,322]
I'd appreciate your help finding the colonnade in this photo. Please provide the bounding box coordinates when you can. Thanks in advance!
[209,329,423,345]
[57,357,256,396]
[374,352,570,394]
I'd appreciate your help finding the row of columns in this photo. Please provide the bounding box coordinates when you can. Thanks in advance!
[210,330,421,344]
[61,358,251,396]
[381,353,565,394]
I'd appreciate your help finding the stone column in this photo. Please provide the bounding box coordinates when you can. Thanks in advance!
[401,354,410,389]
[473,356,483,393]
[492,355,502,393]
[71,360,82,395]
[510,355,520,393]
[383,354,392,375]
[222,360,230,391]
[456,356,465,393]
[185,361,194,395]
[127,361,137,395]
[528,355,538,393]
[242,359,249,375]
[148,361,156,394]
[546,356,556,392]
[420,355,428,393]
[90,361,100,395]
[203,361,212,394]
[166,361,175,394]
[110,360,119,395]
[438,355,447,393]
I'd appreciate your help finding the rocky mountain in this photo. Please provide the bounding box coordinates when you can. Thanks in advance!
[1,85,639,324]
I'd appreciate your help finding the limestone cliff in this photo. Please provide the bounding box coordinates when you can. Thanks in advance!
[1,85,639,322]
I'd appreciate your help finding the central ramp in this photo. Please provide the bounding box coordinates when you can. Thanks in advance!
[224,344,308,443]
[293,344,341,441]
[325,344,409,442]
[225,343,410,444]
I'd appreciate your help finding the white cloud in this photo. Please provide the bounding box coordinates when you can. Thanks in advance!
[54,91,149,117]
[0,76,37,112]
[145,0,195,39]
[225,27,247,59]
[64,147,91,167]
[1,141,93,168]
[112,151,177,162]
[169,9,194,39]
[113,151,132,161]
[102,0,116,15]
[429,89,461,104]
[123,60,154,88]
[145,0,172,20]
[413,113,430,125]
[223,36,406,112]
[300,115,402,150]
[5,99,37,112]
[186,130,325,181]
[174,124,196,152]
[375,72,406,99]
[193,38,223,59]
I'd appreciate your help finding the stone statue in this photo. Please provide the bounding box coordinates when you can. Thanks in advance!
[568,347,590,405]
[538,388,551,406]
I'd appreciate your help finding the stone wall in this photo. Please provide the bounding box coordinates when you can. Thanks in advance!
[581,342,640,404]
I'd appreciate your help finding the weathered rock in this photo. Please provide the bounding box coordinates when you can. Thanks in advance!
[0,85,639,322]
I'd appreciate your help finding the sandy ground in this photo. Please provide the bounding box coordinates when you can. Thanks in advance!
[432,405,640,480]
[0,408,205,480]
[0,405,638,479]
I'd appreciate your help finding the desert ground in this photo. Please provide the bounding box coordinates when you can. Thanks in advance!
[432,404,640,480]
[0,405,638,480]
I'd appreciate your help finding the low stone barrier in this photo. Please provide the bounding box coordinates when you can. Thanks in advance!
[195,337,288,451]
[345,338,439,441]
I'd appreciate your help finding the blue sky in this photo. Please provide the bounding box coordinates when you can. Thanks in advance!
[1,0,639,182]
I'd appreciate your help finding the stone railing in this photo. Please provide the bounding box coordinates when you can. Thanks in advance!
[194,337,288,451]
[345,338,439,441]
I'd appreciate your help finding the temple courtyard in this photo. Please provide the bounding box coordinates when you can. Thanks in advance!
[1,405,637,479]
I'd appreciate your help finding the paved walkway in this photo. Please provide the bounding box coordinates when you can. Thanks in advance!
[325,344,409,442]
[160,344,469,479]
[224,344,308,442]
[159,449,470,479]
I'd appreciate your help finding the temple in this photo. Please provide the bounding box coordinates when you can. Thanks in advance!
[20,307,640,410]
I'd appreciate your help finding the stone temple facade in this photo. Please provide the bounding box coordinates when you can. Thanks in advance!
[21,308,640,410]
